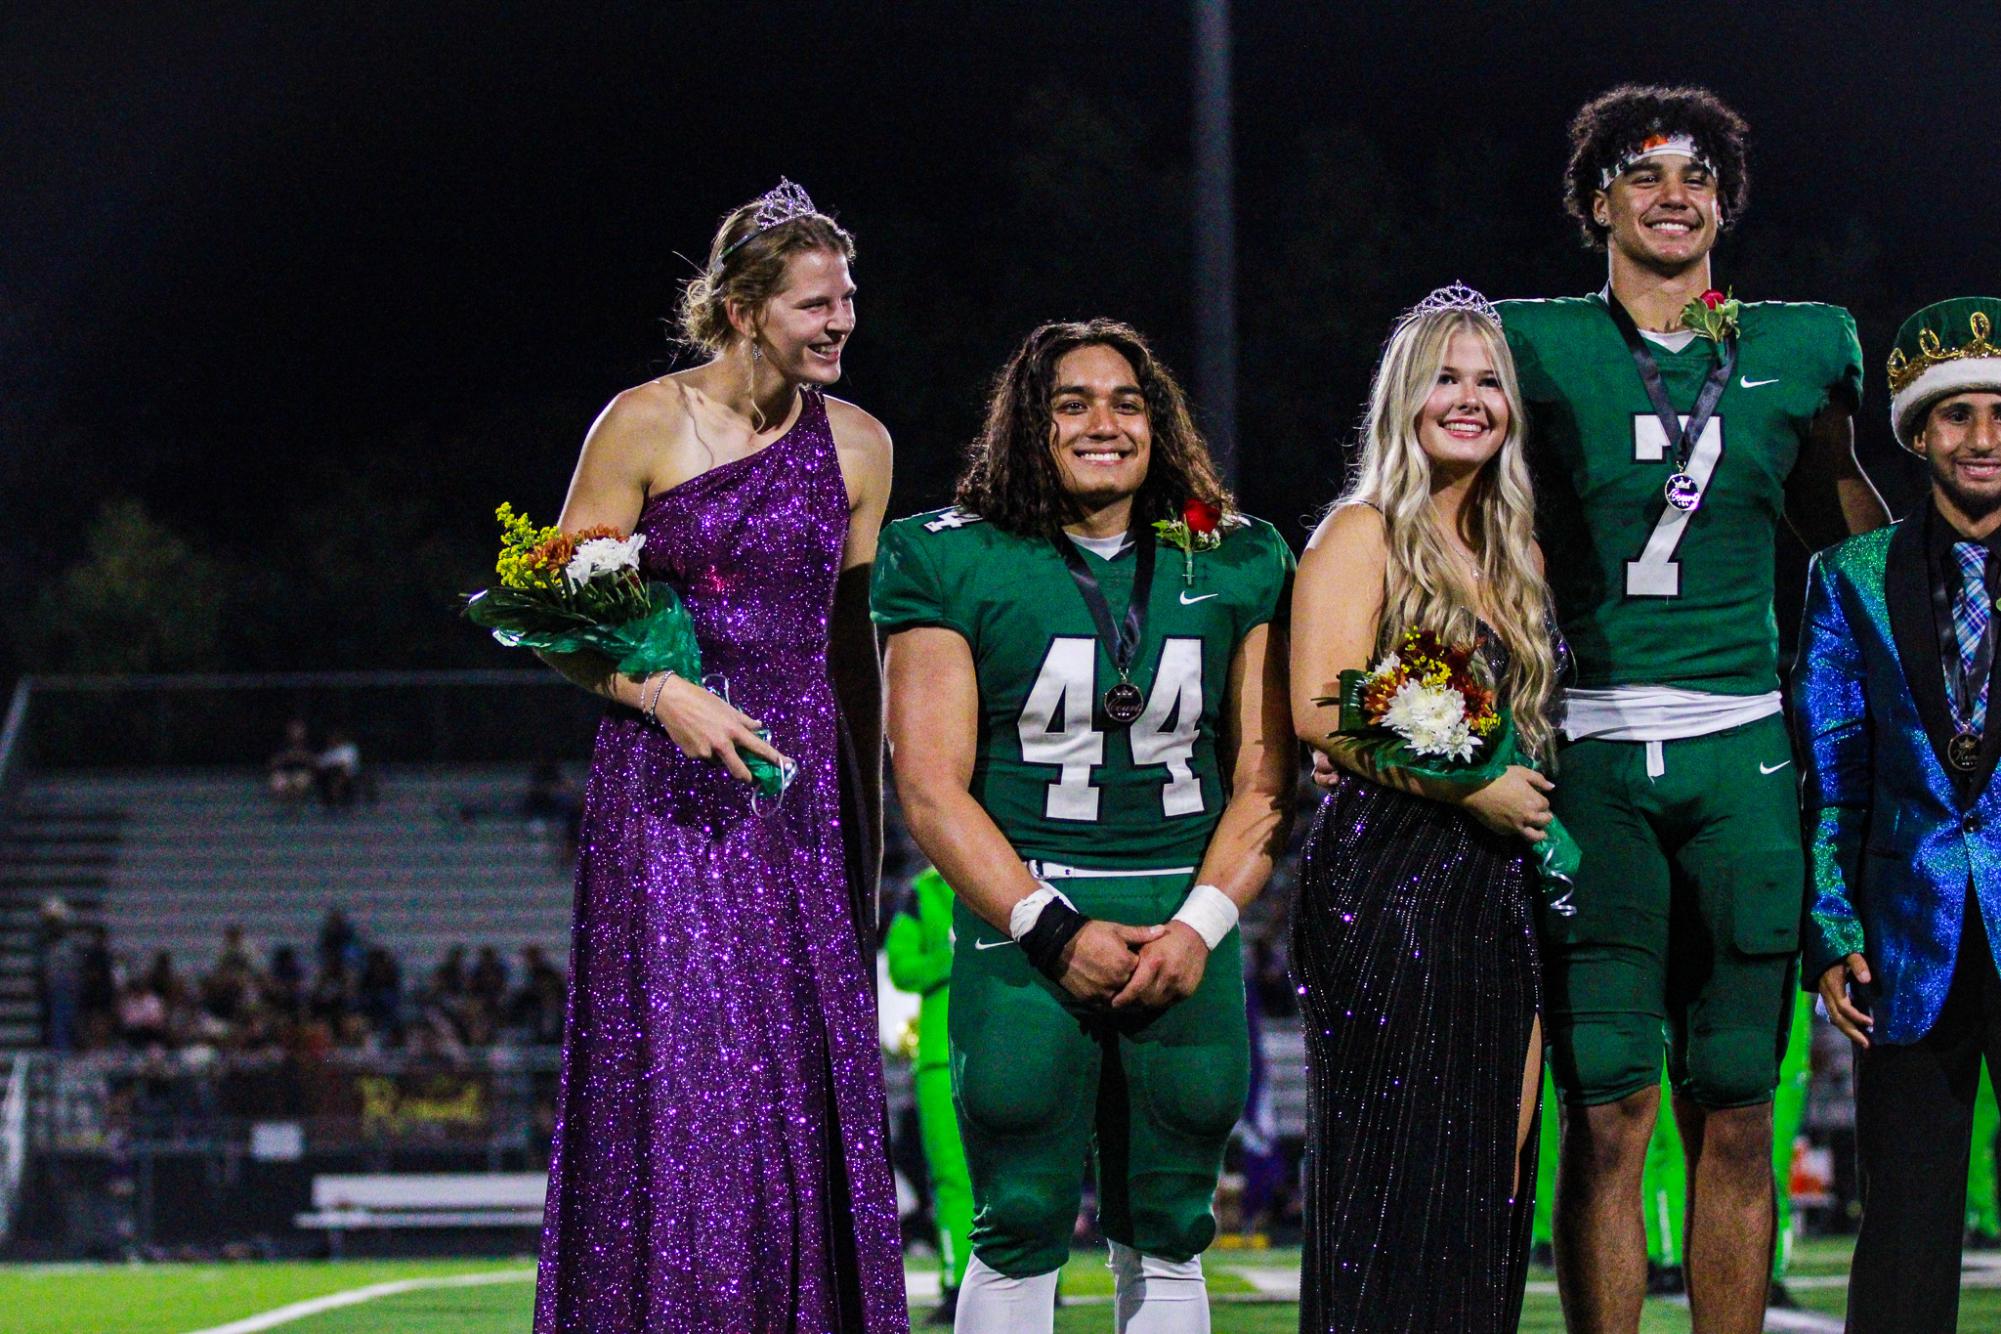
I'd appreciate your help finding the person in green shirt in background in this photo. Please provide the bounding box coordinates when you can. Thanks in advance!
[885,866,974,1326]
[1627,992,1805,1305]
[1974,1076,2001,1245]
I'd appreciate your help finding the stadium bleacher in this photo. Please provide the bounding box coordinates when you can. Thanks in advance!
[4,765,574,1050]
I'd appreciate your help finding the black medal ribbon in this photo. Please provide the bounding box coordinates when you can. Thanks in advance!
[1052,526,1156,727]
[1602,293,1737,512]
[1929,529,1995,772]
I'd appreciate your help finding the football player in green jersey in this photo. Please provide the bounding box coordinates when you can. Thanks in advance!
[874,319,1296,1333]
[1496,85,1889,1332]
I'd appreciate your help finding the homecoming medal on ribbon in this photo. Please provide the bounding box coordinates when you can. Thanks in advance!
[1051,527,1158,732]
[1950,731,1981,772]
[1601,291,1736,523]
[1103,680,1146,725]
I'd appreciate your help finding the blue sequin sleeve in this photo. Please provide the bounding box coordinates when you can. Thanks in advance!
[1793,550,1872,984]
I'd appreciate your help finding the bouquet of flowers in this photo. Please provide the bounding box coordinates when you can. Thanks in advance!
[1324,627,1580,912]
[464,504,791,798]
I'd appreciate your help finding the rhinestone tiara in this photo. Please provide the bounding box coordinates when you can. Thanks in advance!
[1398,281,1500,328]
[716,178,821,264]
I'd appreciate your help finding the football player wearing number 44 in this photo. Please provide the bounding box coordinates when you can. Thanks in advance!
[1497,85,1889,1334]
[873,318,1296,1334]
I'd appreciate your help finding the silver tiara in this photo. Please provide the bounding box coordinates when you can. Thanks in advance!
[1398,281,1500,327]
[716,178,820,263]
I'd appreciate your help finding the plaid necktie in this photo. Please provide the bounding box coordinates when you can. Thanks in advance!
[1953,540,1992,733]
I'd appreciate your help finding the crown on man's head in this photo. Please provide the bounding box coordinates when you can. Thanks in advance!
[717,178,821,264]
[1888,297,2001,448]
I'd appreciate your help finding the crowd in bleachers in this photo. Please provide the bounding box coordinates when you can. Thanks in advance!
[37,900,567,1058]
[267,719,375,810]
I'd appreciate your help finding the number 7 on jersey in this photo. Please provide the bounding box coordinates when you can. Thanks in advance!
[1626,413,1724,598]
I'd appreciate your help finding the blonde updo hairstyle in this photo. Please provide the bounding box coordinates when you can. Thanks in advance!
[677,197,856,357]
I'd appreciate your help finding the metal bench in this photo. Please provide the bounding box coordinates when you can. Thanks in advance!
[295,1173,545,1254]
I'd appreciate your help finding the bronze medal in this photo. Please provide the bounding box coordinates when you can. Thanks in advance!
[1103,681,1145,726]
[1950,731,1981,772]
[1053,528,1157,732]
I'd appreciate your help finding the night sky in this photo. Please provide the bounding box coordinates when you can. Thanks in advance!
[3,1,1986,670]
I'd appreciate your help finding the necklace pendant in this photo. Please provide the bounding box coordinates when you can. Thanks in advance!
[1103,681,1145,726]
[1664,473,1702,512]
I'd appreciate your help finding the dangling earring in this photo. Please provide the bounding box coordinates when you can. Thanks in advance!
[748,338,763,363]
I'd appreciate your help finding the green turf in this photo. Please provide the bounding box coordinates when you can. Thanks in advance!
[8,1237,2001,1333]
[0,1259,529,1334]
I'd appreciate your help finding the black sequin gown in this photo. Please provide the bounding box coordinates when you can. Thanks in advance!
[1293,636,1543,1333]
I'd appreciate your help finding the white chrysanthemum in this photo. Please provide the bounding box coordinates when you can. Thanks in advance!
[1371,652,1402,677]
[1381,680,1467,757]
[1438,719,1479,762]
[566,534,646,585]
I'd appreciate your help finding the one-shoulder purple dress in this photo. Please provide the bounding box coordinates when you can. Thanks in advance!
[534,390,907,1332]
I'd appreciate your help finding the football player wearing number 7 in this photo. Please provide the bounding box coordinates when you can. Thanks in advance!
[873,318,1296,1333]
[1495,84,1889,1333]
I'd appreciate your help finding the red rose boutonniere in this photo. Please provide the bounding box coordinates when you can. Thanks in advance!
[1154,498,1227,586]
[1680,287,1741,343]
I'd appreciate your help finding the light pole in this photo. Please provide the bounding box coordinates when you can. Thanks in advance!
[1192,0,1238,485]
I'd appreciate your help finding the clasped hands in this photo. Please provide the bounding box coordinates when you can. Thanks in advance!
[1054,918,1209,1011]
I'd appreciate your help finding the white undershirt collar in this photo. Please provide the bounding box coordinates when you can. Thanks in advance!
[1066,531,1132,560]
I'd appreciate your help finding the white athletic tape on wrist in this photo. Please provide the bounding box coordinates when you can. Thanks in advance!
[1170,883,1237,951]
[1009,882,1078,943]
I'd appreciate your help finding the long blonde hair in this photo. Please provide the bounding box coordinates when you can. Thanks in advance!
[1341,306,1559,762]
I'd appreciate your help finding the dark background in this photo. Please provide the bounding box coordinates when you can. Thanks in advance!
[2,1,1970,677]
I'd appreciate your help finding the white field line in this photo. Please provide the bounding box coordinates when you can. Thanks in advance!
[140,1249,2001,1330]
[1763,1312,1844,1333]
[180,1269,534,1334]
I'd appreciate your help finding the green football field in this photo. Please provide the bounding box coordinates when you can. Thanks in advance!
[5,1240,2001,1332]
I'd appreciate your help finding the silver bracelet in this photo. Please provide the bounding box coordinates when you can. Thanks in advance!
[640,671,677,728]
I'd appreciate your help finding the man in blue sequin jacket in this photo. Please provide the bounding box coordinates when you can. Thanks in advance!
[1795,296,2001,1332]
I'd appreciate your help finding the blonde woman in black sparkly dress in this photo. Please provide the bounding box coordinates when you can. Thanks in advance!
[1287,287,1563,1331]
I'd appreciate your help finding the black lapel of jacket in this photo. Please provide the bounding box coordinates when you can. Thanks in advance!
[1978,567,2001,793]
[1886,511,1964,787]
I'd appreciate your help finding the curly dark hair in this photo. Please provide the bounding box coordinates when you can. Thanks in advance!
[954,319,1233,541]
[1564,84,1750,250]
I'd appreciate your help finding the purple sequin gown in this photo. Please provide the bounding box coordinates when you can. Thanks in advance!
[534,390,908,1332]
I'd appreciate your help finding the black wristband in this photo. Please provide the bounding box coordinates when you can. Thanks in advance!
[1019,900,1090,982]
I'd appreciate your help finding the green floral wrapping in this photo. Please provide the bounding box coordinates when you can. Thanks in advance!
[465,582,791,798]
[1332,668,1580,914]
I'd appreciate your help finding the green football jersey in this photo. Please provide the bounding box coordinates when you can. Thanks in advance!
[1498,295,1863,694]
[871,508,1295,868]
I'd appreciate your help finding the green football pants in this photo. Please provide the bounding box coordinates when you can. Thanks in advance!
[950,871,1248,1278]
[915,1062,973,1289]
[1542,719,1802,1110]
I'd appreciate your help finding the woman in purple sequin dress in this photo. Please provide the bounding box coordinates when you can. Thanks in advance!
[1288,294,1562,1331]
[531,185,906,1331]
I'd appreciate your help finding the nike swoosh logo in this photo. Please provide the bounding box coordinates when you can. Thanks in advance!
[1740,376,1780,389]
[1179,591,1220,605]
[973,938,1014,950]
[1760,760,1791,775]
